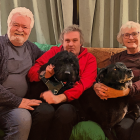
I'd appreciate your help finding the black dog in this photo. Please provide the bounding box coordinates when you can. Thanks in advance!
[26,51,80,100]
[79,62,140,140]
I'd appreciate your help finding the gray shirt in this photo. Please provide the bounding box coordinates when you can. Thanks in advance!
[2,44,32,97]
[0,34,44,108]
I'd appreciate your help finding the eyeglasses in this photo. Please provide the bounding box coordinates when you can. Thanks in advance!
[11,23,30,30]
[122,32,139,39]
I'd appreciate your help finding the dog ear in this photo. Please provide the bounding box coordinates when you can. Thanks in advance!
[96,67,107,82]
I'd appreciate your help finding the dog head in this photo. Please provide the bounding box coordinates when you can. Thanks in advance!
[39,51,80,83]
[97,62,134,90]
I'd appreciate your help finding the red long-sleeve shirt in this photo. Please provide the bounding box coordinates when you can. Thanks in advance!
[28,45,97,101]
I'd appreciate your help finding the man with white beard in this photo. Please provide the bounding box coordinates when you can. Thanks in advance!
[0,7,50,140]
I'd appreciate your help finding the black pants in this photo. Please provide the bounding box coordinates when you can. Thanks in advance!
[114,113,140,140]
[28,102,78,140]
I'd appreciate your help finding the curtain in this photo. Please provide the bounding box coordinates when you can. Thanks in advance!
[1,0,67,45]
[0,0,140,48]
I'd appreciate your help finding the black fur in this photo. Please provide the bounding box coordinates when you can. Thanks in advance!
[79,62,140,140]
[26,51,80,100]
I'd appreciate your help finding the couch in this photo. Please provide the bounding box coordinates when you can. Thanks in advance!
[0,44,126,140]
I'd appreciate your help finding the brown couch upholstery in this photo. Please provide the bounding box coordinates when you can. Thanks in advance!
[85,47,126,68]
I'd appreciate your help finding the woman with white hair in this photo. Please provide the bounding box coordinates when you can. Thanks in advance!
[93,21,140,140]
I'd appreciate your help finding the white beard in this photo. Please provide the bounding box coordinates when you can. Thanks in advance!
[7,28,25,45]
[10,35,25,44]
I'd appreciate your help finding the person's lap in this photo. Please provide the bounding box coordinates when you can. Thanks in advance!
[28,102,78,140]
[48,103,78,140]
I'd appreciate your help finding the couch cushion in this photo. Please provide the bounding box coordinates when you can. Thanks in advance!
[86,48,126,68]
[70,121,109,140]
[34,42,61,51]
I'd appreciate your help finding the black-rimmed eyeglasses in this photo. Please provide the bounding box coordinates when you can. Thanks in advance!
[122,32,139,39]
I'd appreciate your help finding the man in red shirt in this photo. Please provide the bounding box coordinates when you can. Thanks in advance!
[28,25,97,140]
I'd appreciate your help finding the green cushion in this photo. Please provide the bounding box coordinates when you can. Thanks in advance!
[34,42,61,51]
[70,121,109,140]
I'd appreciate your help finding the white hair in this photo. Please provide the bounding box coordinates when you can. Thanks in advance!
[117,21,140,45]
[7,7,34,29]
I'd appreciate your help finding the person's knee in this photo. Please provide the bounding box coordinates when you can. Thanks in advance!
[15,108,32,130]
[129,117,140,140]
[2,108,31,139]
[56,104,77,124]
[115,117,134,140]
[135,116,140,123]
[32,103,55,120]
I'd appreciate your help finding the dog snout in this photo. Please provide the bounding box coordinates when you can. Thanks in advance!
[127,69,132,72]
[64,65,71,75]
[65,70,71,75]
[126,69,134,77]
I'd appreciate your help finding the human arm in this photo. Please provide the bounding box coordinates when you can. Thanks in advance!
[128,81,140,96]
[93,82,130,100]
[0,84,22,107]
[0,84,42,110]
[28,46,61,82]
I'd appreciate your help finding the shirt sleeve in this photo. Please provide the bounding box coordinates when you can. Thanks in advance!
[64,53,97,101]
[0,84,22,107]
[129,81,140,96]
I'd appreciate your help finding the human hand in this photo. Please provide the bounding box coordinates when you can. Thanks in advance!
[18,98,42,110]
[40,90,57,104]
[40,90,67,104]
[45,64,55,78]
[93,83,108,100]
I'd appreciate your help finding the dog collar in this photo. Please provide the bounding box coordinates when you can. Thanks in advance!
[39,71,64,95]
